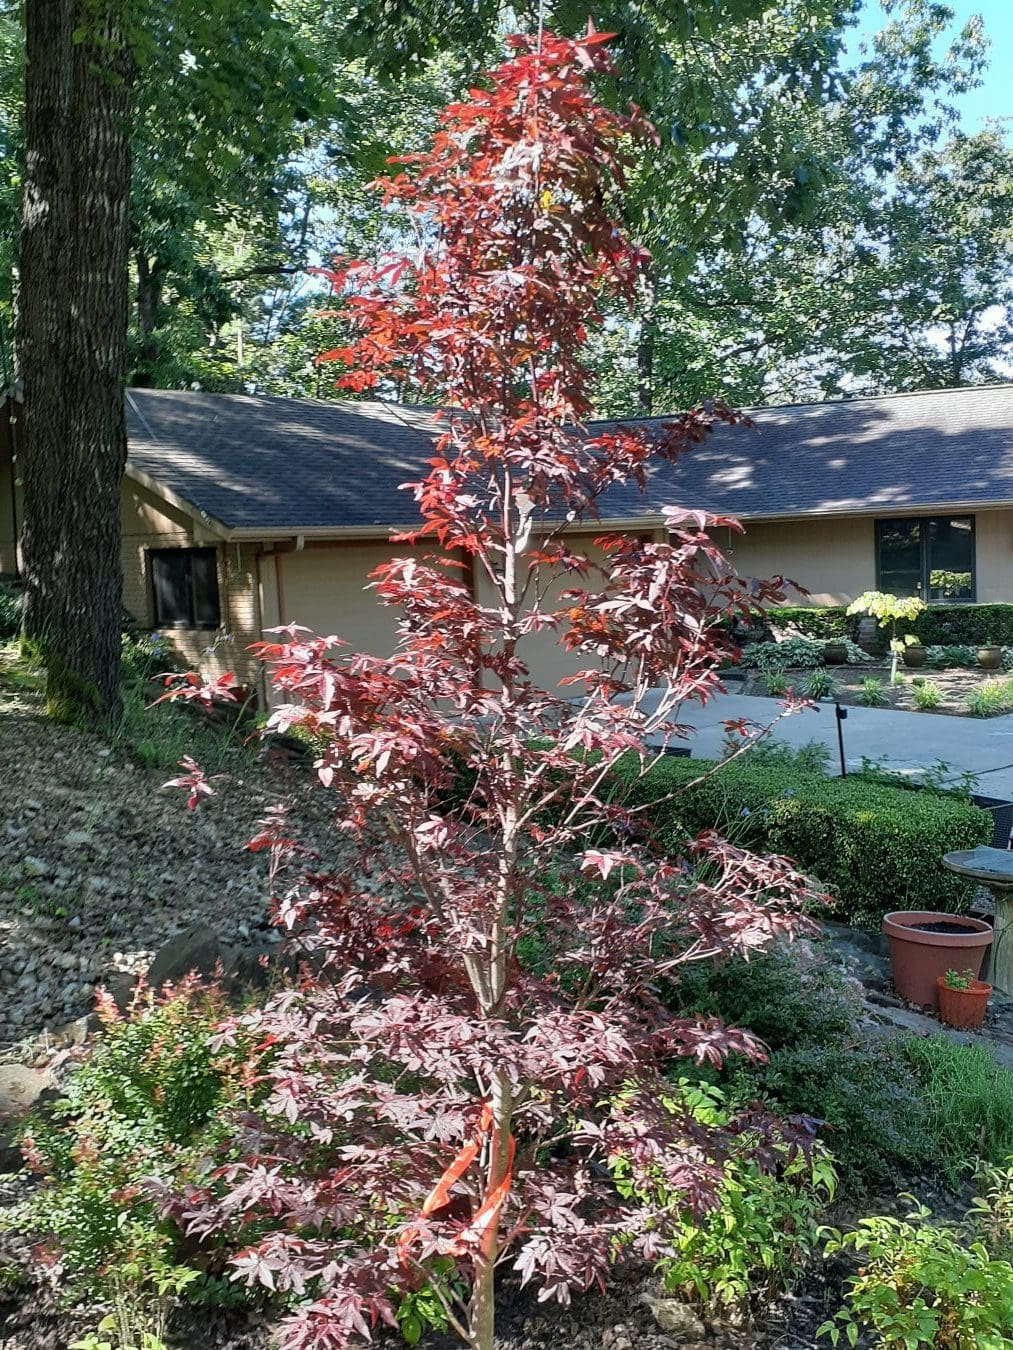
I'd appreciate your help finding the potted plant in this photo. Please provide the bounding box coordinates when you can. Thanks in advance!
[936,967,992,1030]
[902,638,927,668]
[823,640,849,664]
[977,641,1003,670]
[882,910,993,1007]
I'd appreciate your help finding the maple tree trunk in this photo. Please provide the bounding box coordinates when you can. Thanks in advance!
[19,0,133,722]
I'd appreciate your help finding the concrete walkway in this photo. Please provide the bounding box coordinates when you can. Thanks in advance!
[640,690,1013,799]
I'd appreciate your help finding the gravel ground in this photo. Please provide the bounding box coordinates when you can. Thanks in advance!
[0,675,341,1047]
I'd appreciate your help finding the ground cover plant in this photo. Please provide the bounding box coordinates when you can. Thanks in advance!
[153,32,819,1350]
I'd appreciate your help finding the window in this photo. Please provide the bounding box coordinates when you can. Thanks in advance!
[150,547,221,628]
[875,516,974,602]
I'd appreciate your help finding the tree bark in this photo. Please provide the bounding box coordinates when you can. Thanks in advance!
[132,251,162,387]
[636,265,658,416]
[19,0,133,721]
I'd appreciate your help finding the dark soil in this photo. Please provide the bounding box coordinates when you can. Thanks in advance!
[908,920,984,935]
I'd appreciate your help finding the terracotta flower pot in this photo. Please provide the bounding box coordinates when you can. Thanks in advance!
[882,910,993,1008]
[978,645,1002,670]
[902,645,927,668]
[936,975,992,1030]
[823,642,848,665]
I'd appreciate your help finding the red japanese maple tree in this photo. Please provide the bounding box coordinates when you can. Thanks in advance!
[166,29,815,1350]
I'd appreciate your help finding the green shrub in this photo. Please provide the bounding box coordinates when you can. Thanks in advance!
[673,945,862,1055]
[858,676,889,706]
[612,754,991,928]
[820,1198,1013,1349]
[0,580,21,641]
[765,606,852,640]
[901,1037,1013,1180]
[731,1039,934,1188]
[16,982,263,1320]
[614,1079,837,1315]
[912,679,942,710]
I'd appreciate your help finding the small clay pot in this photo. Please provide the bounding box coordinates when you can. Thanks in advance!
[978,645,1002,670]
[937,975,992,1030]
[902,644,927,668]
[882,910,993,1008]
[823,642,848,665]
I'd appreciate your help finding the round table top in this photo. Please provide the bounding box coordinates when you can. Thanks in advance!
[942,846,1013,887]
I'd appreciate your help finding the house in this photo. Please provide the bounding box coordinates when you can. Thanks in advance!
[2,383,1012,701]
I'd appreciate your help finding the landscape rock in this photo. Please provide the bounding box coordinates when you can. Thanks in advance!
[640,1296,707,1339]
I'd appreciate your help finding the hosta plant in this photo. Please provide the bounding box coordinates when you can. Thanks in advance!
[161,29,816,1350]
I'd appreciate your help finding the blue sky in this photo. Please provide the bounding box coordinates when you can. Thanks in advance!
[854,1,1013,133]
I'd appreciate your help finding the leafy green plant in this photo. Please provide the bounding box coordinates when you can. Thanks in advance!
[804,668,838,701]
[615,1079,837,1314]
[819,1200,1013,1349]
[926,643,978,668]
[764,669,788,696]
[17,980,264,1319]
[858,676,889,707]
[942,967,976,990]
[912,679,942,709]
[967,1156,1013,1263]
[673,945,862,1055]
[0,581,22,641]
[396,1260,461,1344]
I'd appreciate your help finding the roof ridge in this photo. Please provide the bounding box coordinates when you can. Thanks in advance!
[587,380,1013,427]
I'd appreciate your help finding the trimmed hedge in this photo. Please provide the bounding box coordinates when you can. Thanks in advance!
[613,755,992,928]
[766,602,1013,648]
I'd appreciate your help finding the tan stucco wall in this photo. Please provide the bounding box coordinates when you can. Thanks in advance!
[722,510,1013,607]
[971,509,1013,603]
[275,540,426,657]
[721,516,877,606]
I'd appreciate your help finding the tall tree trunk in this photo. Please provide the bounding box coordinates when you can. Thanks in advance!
[20,0,133,722]
[132,252,162,387]
[636,265,657,415]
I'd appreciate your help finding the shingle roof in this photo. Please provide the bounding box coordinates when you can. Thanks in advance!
[125,389,440,532]
[125,383,1013,535]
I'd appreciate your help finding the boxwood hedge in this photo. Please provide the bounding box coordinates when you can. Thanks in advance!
[765,602,1013,648]
[612,755,992,929]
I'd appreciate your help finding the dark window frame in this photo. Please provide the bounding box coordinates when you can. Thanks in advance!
[874,515,976,603]
[148,546,222,629]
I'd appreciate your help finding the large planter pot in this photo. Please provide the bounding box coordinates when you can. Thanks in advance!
[882,910,993,1008]
[902,644,927,668]
[978,645,1002,670]
[823,641,848,665]
[936,975,992,1030]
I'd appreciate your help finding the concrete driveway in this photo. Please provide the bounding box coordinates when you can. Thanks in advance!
[640,690,1013,799]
